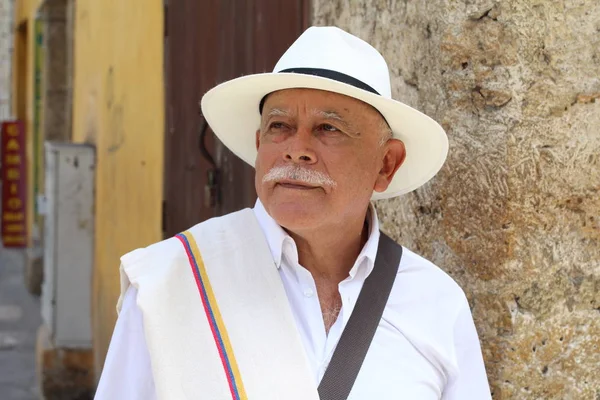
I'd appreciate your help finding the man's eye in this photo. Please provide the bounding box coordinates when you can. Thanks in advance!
[269,122,286,130]
[320,124,339,132]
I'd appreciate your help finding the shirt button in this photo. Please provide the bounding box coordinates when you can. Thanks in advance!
[303,288,314,298]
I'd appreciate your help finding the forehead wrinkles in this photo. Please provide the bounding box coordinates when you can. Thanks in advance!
[265,106,348,121]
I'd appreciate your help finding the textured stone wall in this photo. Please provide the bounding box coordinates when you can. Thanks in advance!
[0,0,13,119]
[313,1,600,399]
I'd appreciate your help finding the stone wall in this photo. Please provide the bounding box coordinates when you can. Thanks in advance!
[0,0,13,119]
[41,0,71,142]
[313,1,600,399]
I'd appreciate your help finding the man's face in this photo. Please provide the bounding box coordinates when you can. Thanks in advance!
[255,88,405,233]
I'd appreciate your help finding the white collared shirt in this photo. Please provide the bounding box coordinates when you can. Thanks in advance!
[95,200,491,399]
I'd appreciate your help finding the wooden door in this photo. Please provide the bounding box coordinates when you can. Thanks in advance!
[163,0,310,237]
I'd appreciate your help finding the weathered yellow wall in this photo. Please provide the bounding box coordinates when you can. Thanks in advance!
[70,0,164,377]
[13,0,43,246]
[11,2,29,119]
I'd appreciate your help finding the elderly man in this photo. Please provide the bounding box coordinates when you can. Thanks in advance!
[95,26,491,399]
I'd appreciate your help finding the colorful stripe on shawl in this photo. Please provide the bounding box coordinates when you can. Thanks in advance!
[176,231,248,400]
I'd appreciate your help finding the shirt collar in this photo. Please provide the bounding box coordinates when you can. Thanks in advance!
[252,199,380,279]
[253,199,288,269]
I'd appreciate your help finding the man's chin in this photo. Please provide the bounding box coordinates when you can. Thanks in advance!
[266,200,326,231]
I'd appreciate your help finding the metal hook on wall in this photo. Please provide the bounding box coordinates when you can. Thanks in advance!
[198,111,220,208]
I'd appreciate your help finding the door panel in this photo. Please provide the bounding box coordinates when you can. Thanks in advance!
[164,0,310,237]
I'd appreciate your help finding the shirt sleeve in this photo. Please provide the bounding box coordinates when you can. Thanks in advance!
[441,299,492,400]
[94,286,157,400]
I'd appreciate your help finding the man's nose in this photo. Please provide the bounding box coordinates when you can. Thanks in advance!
[283,128,317,164]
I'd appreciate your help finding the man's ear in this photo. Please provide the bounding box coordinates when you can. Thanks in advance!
[255,130,261,150]
[373,139,406,193]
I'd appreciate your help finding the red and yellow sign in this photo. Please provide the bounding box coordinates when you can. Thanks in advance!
[1,121,27,248]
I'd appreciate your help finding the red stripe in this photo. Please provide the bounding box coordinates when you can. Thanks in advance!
[176,235,238,399]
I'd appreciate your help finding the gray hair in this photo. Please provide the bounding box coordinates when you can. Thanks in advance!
[379,119,393,147]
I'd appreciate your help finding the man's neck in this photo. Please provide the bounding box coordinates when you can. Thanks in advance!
[286,209,370,283]
[284,208,370,333]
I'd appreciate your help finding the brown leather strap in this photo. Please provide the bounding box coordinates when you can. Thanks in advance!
[317,232,402,400]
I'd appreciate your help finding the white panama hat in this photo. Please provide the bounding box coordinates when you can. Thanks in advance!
[201,26,448,199]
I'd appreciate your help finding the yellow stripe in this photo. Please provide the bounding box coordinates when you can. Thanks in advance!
[182,231,248,400]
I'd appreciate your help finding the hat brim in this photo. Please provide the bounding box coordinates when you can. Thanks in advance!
[200,73,448,200]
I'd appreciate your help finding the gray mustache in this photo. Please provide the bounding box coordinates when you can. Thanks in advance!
[262,165,337,187]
